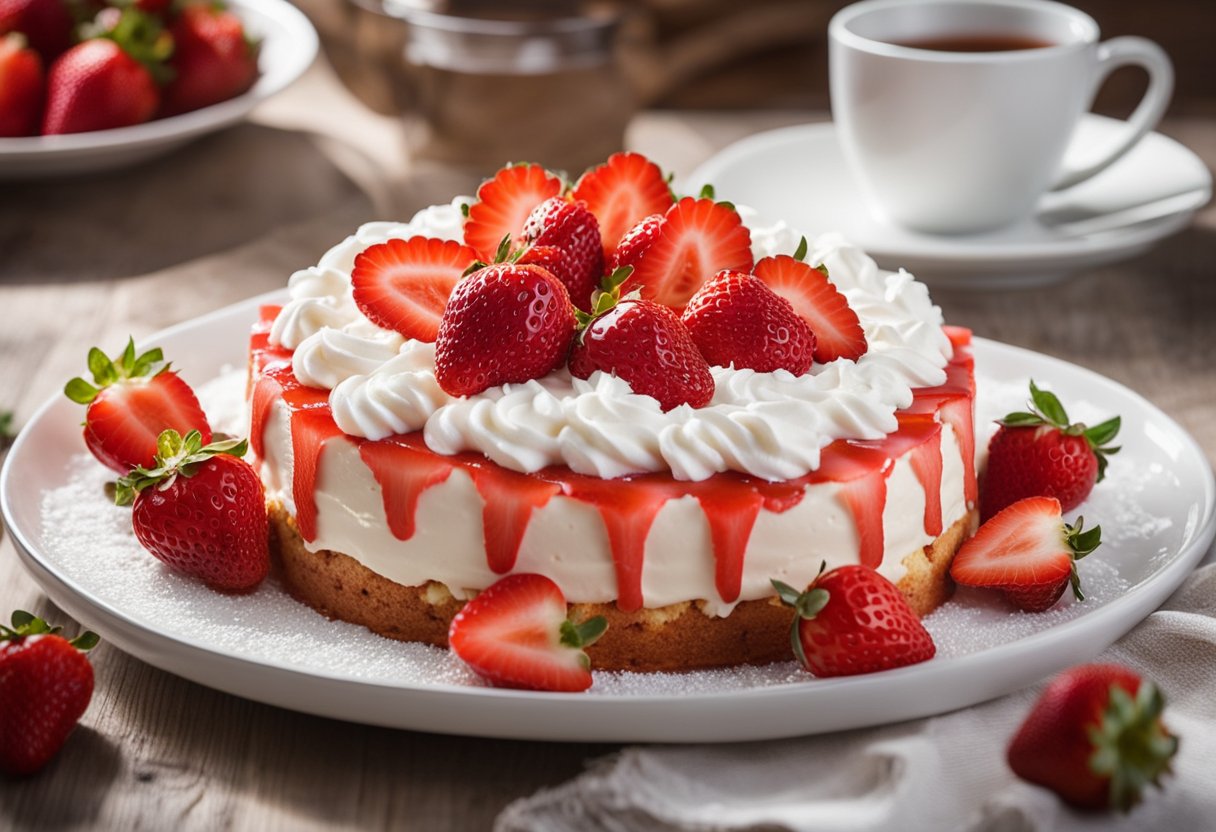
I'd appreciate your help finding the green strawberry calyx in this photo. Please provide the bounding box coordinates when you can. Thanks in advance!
[64,337,168,406]
[997,380,1122,481]
[81,7,175,85]
[789,235,830,277]
[0,610,99,651]
[1062,516,1102,602]
[1087,678,1178,812]
[558,615,609,671]
[115,429,248,506]
[573,265,636,336]
[771,563,830,669]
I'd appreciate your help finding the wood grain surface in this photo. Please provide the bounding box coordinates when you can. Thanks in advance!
[1,57,1213,830]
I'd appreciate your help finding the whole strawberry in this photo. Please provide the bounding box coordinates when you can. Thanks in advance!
[65,338,212,474]
[981,381,1120,521]
[160,3,259,117]
[42,10,170,135]
[0,611,99,776]
[772,565,935,677]
[571,267,714,411]
[117,429,269,592]
[950,496,1101,612]
[0,33,43,137]
[0,0,73,64]
[520,197,604,312]
[434,257,576,397]
[682,269,816,375]
[1008,663,1178,812]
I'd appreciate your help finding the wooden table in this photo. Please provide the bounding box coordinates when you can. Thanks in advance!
[2,58,1213,829]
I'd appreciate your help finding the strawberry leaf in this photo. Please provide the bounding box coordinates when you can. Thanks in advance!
[698,183,715,200]
[997,411,1045,427]
[793,236,808,262]
[560,616,608,650]
[70,631,100,651]
[1029,380,1069,427]
[116,429,249,506]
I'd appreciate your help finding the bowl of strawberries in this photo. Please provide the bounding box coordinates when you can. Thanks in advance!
[0,0,316,178]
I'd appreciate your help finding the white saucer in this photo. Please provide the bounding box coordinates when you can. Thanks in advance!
[0,0,317,180]
[2,292,1213,743]
[686,115,1211,288]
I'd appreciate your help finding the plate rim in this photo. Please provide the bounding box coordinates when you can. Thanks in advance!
[686,116,1213,268]
[0,0,318,160]
[3,294,1213,740]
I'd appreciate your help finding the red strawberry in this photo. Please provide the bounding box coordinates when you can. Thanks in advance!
[521,197,603,311]
[572,151,673,255]
[573,268,714,410]
[981,380,1121,521]
[448,573,607,692]
[608,212,662,273]
[949,496,1102,612]
[42,26,164,135]
[617,196,753,309]
[1008,664,1178,812]
[160,3,259,117]
[434,262,576,397]
[117,429,269,592]
[0,611,98,777]
[752,244,867,364]
[772,564,935,677]
[64,339,212,474]
[681,269,816,375]
[0,0,73,64]
[464,163,563,261]
[0,33,42,137]
[350,236,479,342]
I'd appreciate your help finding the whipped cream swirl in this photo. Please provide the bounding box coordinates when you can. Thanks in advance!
[269,201,953,482]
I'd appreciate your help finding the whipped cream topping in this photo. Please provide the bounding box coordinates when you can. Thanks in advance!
[270,200,953,483]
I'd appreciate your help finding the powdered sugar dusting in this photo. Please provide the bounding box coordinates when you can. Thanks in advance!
[29,363,1193,699]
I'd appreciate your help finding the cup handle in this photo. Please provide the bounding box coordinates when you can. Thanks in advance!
[1052,36,1174,190]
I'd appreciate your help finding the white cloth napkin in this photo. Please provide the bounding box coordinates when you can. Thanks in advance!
[496,562,1216,832]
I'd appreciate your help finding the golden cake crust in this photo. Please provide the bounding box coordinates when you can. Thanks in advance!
[269,502,977,672]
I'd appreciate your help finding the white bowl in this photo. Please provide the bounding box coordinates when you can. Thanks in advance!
[0,0,318,179]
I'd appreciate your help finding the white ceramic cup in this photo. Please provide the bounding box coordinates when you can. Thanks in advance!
[828,0,1174,234]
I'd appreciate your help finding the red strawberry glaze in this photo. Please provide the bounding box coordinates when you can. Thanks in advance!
[249,306,976,610]
[359,437,454,541]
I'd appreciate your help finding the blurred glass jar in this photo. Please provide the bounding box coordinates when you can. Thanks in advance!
[346,0,634,175]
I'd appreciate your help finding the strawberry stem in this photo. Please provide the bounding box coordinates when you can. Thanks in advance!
[1064,516,1102,601]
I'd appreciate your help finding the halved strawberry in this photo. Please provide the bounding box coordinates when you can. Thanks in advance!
[753,248,867,364]
[464,164,563,260]
[447,573,607,692]
[572,152,673,255]
[619,197,753,309]
[350,237,478,342]
[64,339,212,474]
[949,496,1102,612]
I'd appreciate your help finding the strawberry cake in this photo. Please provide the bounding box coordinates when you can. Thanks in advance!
[247,155,978,672]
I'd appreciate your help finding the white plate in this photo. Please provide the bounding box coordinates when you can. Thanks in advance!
[0,0,317,179]
[686,116,1212,288]
[3,291,1213,743]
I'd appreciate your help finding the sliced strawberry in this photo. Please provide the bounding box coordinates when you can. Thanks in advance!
[620,197,753,309]
[949,496,1102,612]
[464,164,563,260]
[572,152,673,255]
[65,339,212,474]
[753,254,867,363]
[447,573,607,692]
[350,237,478,342]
